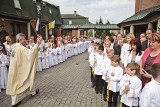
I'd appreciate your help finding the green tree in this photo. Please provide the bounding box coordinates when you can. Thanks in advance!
[88,31,93,37]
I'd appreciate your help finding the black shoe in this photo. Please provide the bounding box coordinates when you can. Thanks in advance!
[31,89,39,97]
[91,84,95,88]
[108,103,112,107]
[112,103,117,107]
[12,101,21,107]
[1,88,6,91]
[96,90,99,94]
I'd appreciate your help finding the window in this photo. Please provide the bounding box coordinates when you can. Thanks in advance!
[33,0,36,3]
[37,5,41,15]
[16,24,20,34]
[13,0,21,9]
[49,9,52,14]
[10,23,21,36]
[10,23,15,36]
[69,20,72,25]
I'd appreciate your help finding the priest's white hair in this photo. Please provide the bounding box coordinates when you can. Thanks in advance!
[16,33,25,42]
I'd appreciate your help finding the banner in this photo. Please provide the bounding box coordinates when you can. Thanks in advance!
[36,18,40,31]
[30,19,36,32]
[48,20,55,29]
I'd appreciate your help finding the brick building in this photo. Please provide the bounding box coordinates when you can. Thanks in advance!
[135,0,160,13]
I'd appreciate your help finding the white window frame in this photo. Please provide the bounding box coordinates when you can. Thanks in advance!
[49,9,52,14]
[13,0,21,9]
[69,20,72,25]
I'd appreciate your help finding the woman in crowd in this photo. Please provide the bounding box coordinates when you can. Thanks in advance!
[120,33,134,67]
[140,32,160,87]
[124,38,143,67]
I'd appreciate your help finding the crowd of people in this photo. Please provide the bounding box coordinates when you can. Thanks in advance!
[0,35,90,92]
[88,29,160,107]
[0,28,160,107]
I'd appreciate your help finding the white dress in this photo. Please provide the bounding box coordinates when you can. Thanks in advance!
[120,43,130,65]
[37,51,42,72]
[42,52,48,69]
[45,51,49,69]
[0,53,9,89]
[52,48,58,65]
[60,45,65,62]
[64,45,68,60]
[47,48,54,67]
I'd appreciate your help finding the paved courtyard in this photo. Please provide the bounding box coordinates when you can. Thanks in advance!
[0,52,108,107]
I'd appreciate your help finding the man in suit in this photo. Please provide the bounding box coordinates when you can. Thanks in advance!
[113,34,122,55]
[142,28,153,51]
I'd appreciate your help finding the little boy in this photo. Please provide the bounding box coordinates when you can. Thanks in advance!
[107,55,123,107]
[140,63,160,107]
[94,45,110,94]
[119,62,142,107]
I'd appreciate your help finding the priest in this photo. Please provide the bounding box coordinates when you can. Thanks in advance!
[6,33,41,107]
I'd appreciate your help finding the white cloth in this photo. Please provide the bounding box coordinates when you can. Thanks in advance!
[124,51,143,67]
[107,65,123,92]
[47,48,54,67]
[57,47,63,63]
[0,53,9,89]
[139,79,160,107]
[94,53,110,76]
[37,51,42,72]
[88,51,95,67]
[88,45,94,54]
[41,52,49,69]
[52,48,58,65]
[120,43,130,65]
[102,55,111,80]
[118,74,142,106]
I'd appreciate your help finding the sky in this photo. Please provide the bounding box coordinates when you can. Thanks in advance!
[46,0,135,24]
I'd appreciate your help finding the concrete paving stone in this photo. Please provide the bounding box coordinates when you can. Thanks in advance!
[58,104,64,107]
[0,52,119,107]
[75,102,81,107]
[63,105,70,107]
[65,100,71,105]
[85,104,91,107]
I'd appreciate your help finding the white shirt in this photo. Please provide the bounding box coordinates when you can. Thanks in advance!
[88,45,94,54]
[140,79,160,107]
[94,53,107,75]
[88,51,96,67]
[108,65,123,92]
[124,51,143,67]
[119,74,142,106]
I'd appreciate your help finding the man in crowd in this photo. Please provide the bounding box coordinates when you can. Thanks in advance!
[113,34,122,55]
[142,28,153,51]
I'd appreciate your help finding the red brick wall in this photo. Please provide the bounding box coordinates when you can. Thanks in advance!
[135,0,160,13]
[72,30,78,37]
[0,19,28,42]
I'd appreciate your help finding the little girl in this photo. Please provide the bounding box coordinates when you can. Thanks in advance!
[0,46,9,90]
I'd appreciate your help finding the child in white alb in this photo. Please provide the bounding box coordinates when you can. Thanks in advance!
[118,62,142,107]
[107,55,123,107]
